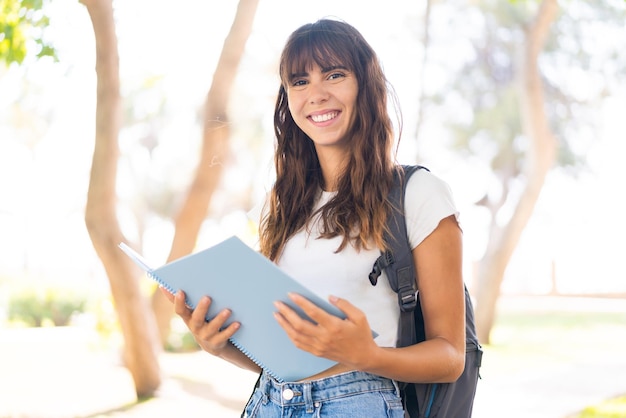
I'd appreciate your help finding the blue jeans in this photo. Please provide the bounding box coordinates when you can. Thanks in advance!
[242,370,405,417]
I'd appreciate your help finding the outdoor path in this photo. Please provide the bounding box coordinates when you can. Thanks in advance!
[1,296,624,418]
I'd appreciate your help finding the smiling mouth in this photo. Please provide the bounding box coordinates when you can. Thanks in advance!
[310,111,338,123]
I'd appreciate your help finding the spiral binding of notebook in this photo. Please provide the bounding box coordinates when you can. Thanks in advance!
[118,239,350,382]
[229,339,282,382]
[152,272,279,380]
[147,271,176,295]
[118,242,282,381]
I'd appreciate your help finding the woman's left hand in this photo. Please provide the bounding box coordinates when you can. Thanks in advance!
[273,293,378,369]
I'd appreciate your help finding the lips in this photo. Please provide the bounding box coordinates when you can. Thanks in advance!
[310,111,339,123]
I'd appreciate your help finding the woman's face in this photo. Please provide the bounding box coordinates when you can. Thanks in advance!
[286,63,358,151]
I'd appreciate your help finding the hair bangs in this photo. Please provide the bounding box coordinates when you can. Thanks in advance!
[280,23,357,86]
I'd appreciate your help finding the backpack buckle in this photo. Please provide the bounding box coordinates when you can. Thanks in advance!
[369,250,394,286]
[399,290,417,312]
[397,266,417,312]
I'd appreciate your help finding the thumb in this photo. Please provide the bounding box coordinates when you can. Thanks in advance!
[329,295,361,319]
[329,295,375,337]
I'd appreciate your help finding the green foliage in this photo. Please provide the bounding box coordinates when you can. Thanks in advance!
[428,0,626,176]
[487,303,626,417]
[577,396,626,418]
[165,316,200,353]
[7,288,86,327]
[0,0,56,66]
[165,330,200,353]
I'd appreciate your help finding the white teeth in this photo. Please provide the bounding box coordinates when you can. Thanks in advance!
[311,112,337,122]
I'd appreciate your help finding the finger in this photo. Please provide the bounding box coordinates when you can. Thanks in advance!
[216,320,241,339]
[188,296,212,329]
[273,304,346,358]
[327,295,367,325]
[188,297,238,336]
[191,311,241,356]
[287,293,341,328]
[173,290,192,318]
[289,293,369,335]
[274,299,318,335]
[272,304,296,332]
[273,307,317,352]
[195,307,237,338]
[327,295,355,315]
[160,286,175,303]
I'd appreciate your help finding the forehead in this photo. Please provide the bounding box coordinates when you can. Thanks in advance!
[281,33,353,80]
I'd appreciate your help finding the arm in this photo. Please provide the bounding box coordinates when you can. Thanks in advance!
[274,215,465,383]
[364,214,466,382]
[165,288,262,373]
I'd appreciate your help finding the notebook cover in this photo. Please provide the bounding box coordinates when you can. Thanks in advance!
[119,236,353,382]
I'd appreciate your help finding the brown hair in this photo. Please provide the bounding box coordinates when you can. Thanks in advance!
[259,18,401,261]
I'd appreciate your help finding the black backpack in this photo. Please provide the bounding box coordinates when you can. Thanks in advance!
[369,165,482,418]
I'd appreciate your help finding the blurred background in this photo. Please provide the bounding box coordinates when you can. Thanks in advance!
[1,0,625,417]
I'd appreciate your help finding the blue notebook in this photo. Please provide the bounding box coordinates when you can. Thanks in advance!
[119,236,361,382]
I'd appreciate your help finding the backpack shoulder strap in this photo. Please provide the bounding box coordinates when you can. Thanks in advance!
[371,165,483,416]
[369,164,427,347]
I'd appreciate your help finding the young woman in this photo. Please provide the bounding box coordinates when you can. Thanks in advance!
[168,18,466,417]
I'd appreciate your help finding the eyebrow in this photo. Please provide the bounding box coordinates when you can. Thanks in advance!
[289,65,349,80]
[321,65,348,73]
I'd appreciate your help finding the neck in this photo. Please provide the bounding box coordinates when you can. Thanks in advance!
[315,146,348,192]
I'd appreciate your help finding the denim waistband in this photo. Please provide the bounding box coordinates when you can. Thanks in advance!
[259,370,399,412]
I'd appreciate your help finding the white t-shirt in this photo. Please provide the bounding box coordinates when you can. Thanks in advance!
[266,169,459,348]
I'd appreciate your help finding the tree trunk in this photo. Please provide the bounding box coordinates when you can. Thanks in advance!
[414,0,432,149]
[151,0,260,345]
[81,0,161,397]
[474,0,559,344]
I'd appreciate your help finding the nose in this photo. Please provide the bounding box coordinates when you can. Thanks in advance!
[309,81,329,105]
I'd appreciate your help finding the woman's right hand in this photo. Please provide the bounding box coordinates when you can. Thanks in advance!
[162,287,241,357]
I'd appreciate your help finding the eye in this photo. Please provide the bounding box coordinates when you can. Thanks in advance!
[290,78,308,88]
[328,72,346,80]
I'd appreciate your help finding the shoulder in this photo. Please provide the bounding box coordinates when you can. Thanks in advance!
[403,167,460,249]
[404,167,452,196]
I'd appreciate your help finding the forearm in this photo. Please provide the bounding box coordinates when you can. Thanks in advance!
[217,341,263,373]
[359,338,465,384]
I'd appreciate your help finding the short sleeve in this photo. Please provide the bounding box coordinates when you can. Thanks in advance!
[404,169,460,250]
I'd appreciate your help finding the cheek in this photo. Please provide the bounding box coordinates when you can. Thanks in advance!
[288,103,308,130]
[346,94,359,121]
[348,89,359,108]
[286,95,301,118]
[286,101,307,132]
